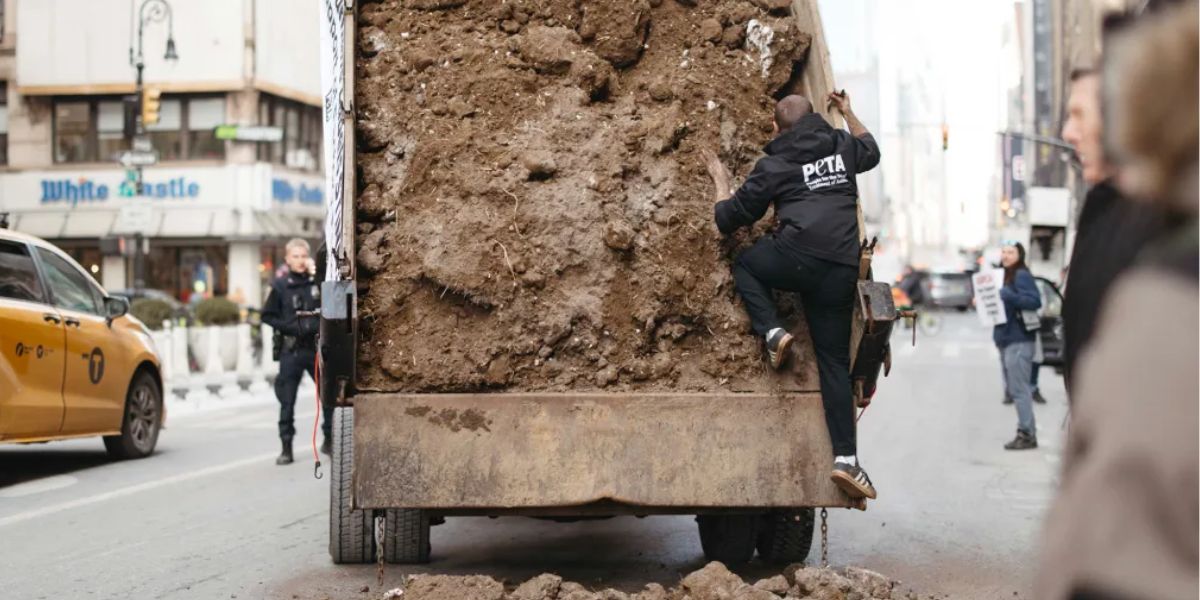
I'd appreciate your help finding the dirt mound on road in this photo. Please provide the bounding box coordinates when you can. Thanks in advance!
[355,0,824,393]
[384,561,941,599]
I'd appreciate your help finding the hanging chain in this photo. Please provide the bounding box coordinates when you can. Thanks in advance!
[820,508,829,567]
[375,514,386,588]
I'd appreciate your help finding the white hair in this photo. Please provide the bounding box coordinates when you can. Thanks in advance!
[285,238,310,254]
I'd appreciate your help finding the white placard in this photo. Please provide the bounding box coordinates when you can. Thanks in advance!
[318,0,345,282]
[972,270,1008,327]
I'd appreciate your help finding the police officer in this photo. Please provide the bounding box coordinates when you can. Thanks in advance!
[261,238,332,465]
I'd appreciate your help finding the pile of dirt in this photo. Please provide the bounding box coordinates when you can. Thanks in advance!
[355,0,823,393]
[382,561,942,600]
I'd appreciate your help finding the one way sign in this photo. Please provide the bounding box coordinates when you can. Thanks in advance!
[117,150,159,167]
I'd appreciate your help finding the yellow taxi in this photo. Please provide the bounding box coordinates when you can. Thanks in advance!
[0,225,164,458]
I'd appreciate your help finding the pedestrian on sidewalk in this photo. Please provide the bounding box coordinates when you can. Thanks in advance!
[261,238,332,465]
[1002,352,1047,405]
[993,241,1041,450]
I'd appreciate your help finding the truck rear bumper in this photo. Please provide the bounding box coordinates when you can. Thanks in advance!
[352,392,856,512]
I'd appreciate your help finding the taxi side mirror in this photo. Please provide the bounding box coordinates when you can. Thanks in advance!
[104,296,130,326]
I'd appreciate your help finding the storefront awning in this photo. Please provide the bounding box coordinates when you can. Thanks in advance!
[9,208,310,241]
[12,212,68,239]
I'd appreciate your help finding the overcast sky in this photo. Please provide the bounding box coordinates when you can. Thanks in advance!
[820,0,1012,248]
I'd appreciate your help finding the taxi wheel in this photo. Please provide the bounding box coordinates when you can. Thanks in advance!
[103,371,163,460]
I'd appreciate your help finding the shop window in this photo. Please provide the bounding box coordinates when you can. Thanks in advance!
[53,94,225,163]
[0,81,7,165]
[96,100,127,163]
[147,98,183,161]
[0,240,43,303]
[257,93,321,171]
[187,97,225,159]
[143,244,229,303]
[54,101,91,163]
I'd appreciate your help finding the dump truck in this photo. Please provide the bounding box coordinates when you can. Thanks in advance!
[315,0,898,565]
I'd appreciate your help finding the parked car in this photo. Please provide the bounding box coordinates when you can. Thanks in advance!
[0,227,165,458]
[1034,277,1065,370]
[923,271,974,311]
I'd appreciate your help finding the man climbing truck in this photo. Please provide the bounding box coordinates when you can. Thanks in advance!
[704,91,881,500]
[316,0,900,567]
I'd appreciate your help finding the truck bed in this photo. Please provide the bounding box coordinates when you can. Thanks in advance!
[352,392,855,512]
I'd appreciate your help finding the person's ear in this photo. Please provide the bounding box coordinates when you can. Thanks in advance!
[772,120,779,135]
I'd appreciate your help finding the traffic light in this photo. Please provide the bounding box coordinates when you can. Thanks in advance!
[941,123,949,151]
[122,95,138,140]
[142,87,162,126]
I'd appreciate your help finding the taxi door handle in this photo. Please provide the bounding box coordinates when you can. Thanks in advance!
[43,313,62,325]
[64,317,81,328]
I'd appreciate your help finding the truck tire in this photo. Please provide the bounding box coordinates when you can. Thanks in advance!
[696,515,757,565]
[383,509,432,564]
[329,407,376,564]
[756,509,814,564]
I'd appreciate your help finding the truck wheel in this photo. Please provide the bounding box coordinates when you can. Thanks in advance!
[383,509,432,564]
[329,407,376,564]
[756,509,814,564]
[103,370,162,459]
[696,515,757,565]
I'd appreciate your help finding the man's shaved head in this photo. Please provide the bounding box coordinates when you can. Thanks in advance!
[774,95,814,130]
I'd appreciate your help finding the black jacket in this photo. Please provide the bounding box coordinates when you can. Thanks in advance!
[1061,181,1166,390]
[714,112,881,265]
[261,270,321,345]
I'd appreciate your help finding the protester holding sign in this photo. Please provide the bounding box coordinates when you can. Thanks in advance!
[993,242,1042,451]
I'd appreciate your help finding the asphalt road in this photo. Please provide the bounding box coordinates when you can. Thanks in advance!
[0,312,1068,599]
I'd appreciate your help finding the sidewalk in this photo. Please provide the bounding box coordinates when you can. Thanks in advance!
[164,375,316,419]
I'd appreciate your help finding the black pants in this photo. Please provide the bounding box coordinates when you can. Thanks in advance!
[732,235,858,456]
[276,347,334,441]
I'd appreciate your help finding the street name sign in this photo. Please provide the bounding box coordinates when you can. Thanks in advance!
[214,125,284,142]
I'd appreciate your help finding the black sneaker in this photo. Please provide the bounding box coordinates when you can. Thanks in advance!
[765,330,794,370]
[320,437,332,456]
[1033,389,1047,404]
[1004,431,1038,450]
[831,461,877,500]
[1002,394,1014,405]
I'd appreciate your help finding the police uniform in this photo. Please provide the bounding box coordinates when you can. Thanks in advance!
[261,269,332,461]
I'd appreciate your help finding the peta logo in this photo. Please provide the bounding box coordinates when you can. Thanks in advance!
[801,154,849,190]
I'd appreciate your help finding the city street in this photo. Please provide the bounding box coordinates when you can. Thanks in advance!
[0,312,1069,599]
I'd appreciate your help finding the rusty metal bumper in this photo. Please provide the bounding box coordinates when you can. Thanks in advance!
[352,393,857,513]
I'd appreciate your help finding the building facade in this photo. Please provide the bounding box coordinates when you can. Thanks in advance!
[0,0,323,307]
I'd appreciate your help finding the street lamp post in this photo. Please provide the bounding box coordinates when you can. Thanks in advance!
[127,0,177,293]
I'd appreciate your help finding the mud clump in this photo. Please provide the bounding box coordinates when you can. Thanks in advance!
[356,0,819,393]
[390,562,941,600]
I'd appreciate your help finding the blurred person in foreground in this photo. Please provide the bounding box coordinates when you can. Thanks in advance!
[262,238,332,465]
[1036,2,1198,598]
[1058,63,1166,393]
[993,242,1042,450]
